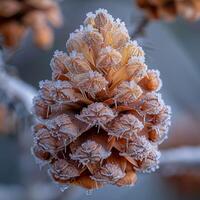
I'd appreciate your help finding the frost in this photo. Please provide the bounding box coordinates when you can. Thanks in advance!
[46,114,80,141]
[33,114,82,153]
[100,46,113,53]
[96,8,108,15]
[75,25,84,32]
[147,105,171,143]
[107,114,144,140]
[126,40,138,47]
[39,80,81,103]
[115,18,128,34]
[49,159,80,180]
[69,32,76,39]
[70,140,111,165]
[96,46,122,72]
[120,136,152,160]
[137,92,165,115]
[50,50,68,70]
[69,50,78,58]
[86,12,95,18]
[59,185,69,192]
[113,80,143,104]
[119,135,161,172]
[31,146,49,168]
[70,71,108,98]
[73,24,94,34]
[91,163,125,184]
[95,8,114,22]
[140,151,161,173]
[86,189,93,196]
[84,24,94,32]
[128,55,145,64]
[76,102,117,129]
[32,95,50,119]
[53,50,66,57]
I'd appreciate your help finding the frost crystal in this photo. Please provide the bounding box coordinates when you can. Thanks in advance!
[33,114,86,154]
[69,71,108,98]
[146,105,171,143]
[39,80,82,103]
[118,135,161,172]
[49,159,81,182]
[136,92,164,115]
[95,8,114,22]
[91,163,125,184]
[107,114,144,140]
[70,140,111,165]
[76,103,117,128]
[120,136,154,160]
[113,81,143,103]
[96,46,122,72]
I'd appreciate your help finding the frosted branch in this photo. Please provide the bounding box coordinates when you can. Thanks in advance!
[160,146,200,165]
[0,71,36,112]
[0,51,36,112]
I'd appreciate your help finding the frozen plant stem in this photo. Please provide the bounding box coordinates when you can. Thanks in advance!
[0,51,36,112]
[160,146,200,165]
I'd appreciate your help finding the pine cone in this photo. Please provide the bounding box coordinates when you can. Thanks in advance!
[136,0,200,21]
[0,0,63,48]
[32,9,171,190]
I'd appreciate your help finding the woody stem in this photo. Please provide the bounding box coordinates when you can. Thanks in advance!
[0,49,36,112]
[130,15,149,39]
[160,146,200,166]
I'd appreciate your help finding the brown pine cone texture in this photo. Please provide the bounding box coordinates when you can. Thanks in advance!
[136,0,200,21]
[32,9,171,190]
[0,103,16,134]
[0,0,63,48]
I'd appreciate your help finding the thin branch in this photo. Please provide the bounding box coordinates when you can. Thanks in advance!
[0,71,36,112]
[0,50,36,112]
[160,146,200,165]
[130,15,150,39]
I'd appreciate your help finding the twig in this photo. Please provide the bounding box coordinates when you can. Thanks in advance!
[0,70,36,112]
[130,15,149,39]
[160,146,200,165]
[0,50,36,112]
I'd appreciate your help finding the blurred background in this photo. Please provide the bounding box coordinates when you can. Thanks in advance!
[0,0,200,199]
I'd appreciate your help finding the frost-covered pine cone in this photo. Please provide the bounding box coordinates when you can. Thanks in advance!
[32,9,171,190]
[0,0,62,48]
[136,0,200,21]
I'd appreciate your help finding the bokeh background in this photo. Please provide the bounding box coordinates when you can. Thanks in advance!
[0,0,200,199]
